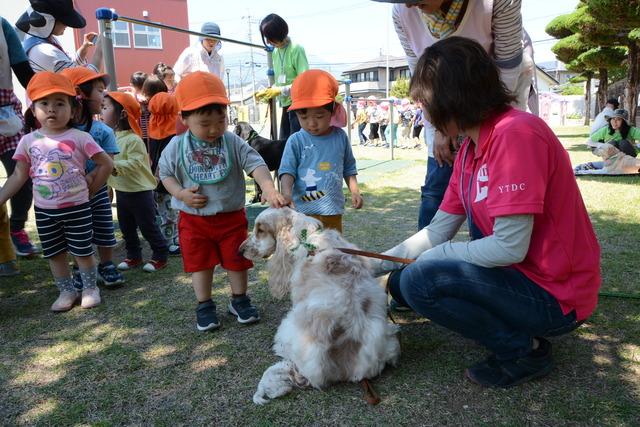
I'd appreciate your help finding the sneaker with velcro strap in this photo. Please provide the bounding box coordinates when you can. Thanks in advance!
[196,300,220,331]
[98,261,125,287]
[228,295,260,324]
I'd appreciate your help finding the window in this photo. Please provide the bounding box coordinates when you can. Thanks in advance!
[132,24,162,49]
[112,21,130,48]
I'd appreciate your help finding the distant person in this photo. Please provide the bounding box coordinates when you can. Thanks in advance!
[129,71,148,101]
[255,14,309,140]
[173,22,224,81]
[139,75,168,149]
[16,0,102,72]
[353,100,369,145]
[589,109,640,157]
[153,62,177,93]
[0,16,37,262]
[590,98,619,136]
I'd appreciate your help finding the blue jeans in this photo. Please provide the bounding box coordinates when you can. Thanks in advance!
[388,260,580,360]
[418,156,453,229]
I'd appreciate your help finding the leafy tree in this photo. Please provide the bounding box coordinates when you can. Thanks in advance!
[390,78,410,99]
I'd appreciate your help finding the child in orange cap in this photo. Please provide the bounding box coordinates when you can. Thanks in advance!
[61,66,124,288]
[148,92,181,256]
[158,71,286,331]
[0,71,113,311]
[101,91,169,273]
[279,69,363,233]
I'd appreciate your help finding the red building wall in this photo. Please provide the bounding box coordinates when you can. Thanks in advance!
[73,0,189,88]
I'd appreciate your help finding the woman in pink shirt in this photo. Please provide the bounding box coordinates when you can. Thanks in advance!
[373,37,601,388]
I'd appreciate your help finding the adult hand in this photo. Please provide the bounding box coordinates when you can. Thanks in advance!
[433,131,455,167]
[179,186,208,209]
[83,32,98,47]
[255,87,282,102]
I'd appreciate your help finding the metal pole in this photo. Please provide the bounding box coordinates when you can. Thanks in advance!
[266,46,278,140]
[239,60,244,105]
[96,8,117,91]
[344,79,352,146]
[389,101,395,160]
[226,69,231,97]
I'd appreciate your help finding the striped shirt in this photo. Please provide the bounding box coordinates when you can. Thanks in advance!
[24,36,89,73]
[392,0,523,73]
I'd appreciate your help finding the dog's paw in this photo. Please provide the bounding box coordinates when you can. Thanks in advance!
[252,391,270,405]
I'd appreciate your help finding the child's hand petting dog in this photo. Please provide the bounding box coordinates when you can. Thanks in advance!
[179,186,208,209]
[261,188,289,208]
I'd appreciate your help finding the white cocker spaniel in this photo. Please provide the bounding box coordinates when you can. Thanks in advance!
[239,207,400,404]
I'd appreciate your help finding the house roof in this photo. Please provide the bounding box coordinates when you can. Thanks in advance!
[342,55,408,73]
[536,65,559,85]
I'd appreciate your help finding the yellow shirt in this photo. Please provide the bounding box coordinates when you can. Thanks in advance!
[108,130,157,192]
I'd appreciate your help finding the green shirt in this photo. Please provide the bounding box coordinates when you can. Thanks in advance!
[591,126,640,144]
[108,130,157,192]
[273,39,309,107]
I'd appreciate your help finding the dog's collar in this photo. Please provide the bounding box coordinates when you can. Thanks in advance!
[290,228,323,256]
[246,130,259,144]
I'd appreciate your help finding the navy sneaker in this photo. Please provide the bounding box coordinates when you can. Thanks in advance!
[98,261,125,287]
[10,230,40,256]
[465,337,554,388]
[168,244,181,256]
[228,295,260,324]
[196,300,220,331]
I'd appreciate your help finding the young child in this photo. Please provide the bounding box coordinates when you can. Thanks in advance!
[158,71,286,331]
[101,91,169,273]
[148,92,181,255]
[0,72,113,311]
[279,69,364,233]
[129,71,148,100]
[140,75,168,150]
[60,67,124,287]
[152,62,176,93]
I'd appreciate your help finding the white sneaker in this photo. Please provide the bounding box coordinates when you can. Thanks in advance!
[51,290,79,312]
[81,287,101,309]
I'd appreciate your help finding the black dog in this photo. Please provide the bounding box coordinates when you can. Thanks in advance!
[234,121,287,203]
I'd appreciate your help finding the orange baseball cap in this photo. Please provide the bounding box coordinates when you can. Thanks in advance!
[149,92,179,139]
[60,66,110,89]
[174,71,229,112]
[26,71,76,101]
[106,91,142,137]
[289,69,338,111]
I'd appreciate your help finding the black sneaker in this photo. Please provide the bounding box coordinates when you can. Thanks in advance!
[389,298,412,312]
[465,337,554,388]
[228,295,260,324]
[196,300,220,331]
[98,261,125,287]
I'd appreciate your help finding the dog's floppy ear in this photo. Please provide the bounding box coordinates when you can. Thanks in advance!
[266,209,296,299]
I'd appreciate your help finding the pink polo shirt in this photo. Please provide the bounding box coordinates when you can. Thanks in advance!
[440,107,601,321]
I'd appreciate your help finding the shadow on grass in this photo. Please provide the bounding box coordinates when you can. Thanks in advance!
[0,186,639,425]
[576,174,640,187]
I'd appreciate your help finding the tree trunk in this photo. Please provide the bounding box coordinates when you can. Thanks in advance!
[626,42,638,123]
[598,67,608,113]
[584,73,592,126]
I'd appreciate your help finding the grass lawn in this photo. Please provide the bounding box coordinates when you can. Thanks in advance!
[1,126,639,426]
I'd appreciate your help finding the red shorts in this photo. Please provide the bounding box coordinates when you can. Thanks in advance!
[178,209,253,273]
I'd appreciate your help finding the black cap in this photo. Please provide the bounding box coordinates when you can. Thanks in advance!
[26,0,86,29]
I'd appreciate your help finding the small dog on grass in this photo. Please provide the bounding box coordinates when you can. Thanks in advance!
[239,207,400,404]
[233,122,286,203]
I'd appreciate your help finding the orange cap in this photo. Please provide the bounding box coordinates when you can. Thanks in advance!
[149,92,179,139]
[60,66,110,89]
[174,71,229,111]
[289,69,338,111]
[106,91,143,137]
[26,71,76,101]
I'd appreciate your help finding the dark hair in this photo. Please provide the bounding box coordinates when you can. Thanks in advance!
[259,13,288,46]
[76,78,106,128]
[181,103,226,119]
[105,95,132,131]
[130,71,148,91]
[153,62,174,80]
[608,119,630,139]
[409,37,516,133]
[607,98,620,109]
[293,102,335,115]
[142,75,168,100]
